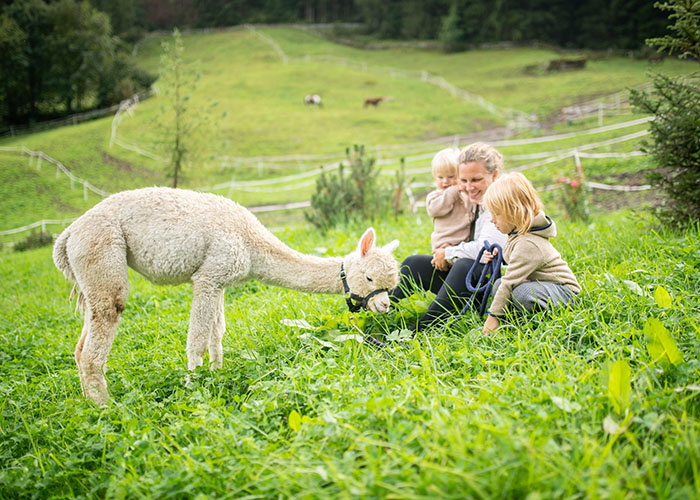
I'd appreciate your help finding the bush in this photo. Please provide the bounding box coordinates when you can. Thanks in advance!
[556,169,590,221]
[305,145,390,232]
[13,230,53,252]
[629,0,700,226]
[630,74,700,225]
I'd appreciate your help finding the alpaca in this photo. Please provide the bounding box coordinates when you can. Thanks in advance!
[304,94,323,107]
[364,96,384,108]
[53,187,400,405]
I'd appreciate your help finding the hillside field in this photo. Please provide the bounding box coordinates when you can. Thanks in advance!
[1,25,699,499]
[1,210,699,498]
[0,26,694,240]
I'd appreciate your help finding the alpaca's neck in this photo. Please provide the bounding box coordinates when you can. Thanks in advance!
[252,243,344,294]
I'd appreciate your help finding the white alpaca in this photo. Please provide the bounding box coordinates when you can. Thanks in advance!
[53,187,400,405]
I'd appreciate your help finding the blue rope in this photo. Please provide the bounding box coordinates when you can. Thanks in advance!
[459,241,504,317]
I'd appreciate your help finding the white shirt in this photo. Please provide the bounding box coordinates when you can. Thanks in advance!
[444,204,507,262]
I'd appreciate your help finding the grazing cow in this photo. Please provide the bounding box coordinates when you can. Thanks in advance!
[304,94,323,107]
[364,97,385,108]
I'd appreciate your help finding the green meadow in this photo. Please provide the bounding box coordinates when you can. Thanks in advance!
[1,26,699,499]
[0,26,693,236]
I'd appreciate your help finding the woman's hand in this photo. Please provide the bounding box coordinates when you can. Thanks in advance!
[483,315,500,335]
[431,247,452,272]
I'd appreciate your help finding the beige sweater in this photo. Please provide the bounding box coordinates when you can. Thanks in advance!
[489,212,581,316]
[426,186,472,251]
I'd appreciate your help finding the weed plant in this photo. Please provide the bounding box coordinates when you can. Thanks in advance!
[0,209,698,498]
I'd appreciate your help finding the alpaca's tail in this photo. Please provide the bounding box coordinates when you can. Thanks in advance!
[53,227,85,314]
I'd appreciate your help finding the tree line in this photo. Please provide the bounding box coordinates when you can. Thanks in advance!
[139,0,669,51]
[0,0,154,129]
[0,0,673,129]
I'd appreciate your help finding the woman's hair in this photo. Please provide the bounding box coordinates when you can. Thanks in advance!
[459,142,504,175]
[431,147,460,177]
[483,172,544,235]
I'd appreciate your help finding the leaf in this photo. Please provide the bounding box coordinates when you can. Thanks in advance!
[622,280,643,296]
[281,318,317,330]
[333,334,363,343]
[550,395,581,413]
[602,414,632,435]
[608,359,631,414]
[312,336,339,351]
[654,286,672,308]
[288,410,301,432]
[602,414,622,435]
[644,318,683,365]
[239,349,258,360]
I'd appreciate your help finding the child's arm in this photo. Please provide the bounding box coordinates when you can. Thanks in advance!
[425,187,460,217]
[487,240,543,318]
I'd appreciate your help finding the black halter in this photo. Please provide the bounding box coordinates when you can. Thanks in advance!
[340,263,389,312]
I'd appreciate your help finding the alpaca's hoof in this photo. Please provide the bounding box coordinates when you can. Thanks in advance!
[85,387,109,406]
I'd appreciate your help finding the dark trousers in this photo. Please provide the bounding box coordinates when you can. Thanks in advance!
[389,254,484,331]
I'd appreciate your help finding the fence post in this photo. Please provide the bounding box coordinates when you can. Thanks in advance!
[574,150,583,176]
[37,155,42,171]
[83,183,88,201]
[227,177,235,199]
[41,220,46,233]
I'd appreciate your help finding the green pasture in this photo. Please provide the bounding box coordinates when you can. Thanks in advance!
[1,211,699,498]
[0,26,694,241]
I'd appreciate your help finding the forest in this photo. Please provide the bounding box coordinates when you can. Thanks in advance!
[0,0,672,129]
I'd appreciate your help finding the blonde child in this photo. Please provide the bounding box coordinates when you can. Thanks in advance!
[482,172,580,335]
[425,148,472,252]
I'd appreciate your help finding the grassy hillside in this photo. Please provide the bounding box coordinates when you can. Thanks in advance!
[0,26,694,241]
[1,210,698,498]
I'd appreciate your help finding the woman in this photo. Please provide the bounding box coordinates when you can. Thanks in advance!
[390,142,507,331]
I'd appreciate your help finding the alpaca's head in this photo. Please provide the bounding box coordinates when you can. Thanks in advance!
[343,228,400,313]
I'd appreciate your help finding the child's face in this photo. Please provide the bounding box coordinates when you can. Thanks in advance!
[434,171,457,190]
[490,211,515,234]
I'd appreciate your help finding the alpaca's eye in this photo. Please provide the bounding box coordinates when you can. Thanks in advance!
[366,276,373,282]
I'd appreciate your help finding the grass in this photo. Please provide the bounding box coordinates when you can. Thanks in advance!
[0,26,694,240]
[1,210,699,498]
[1,27,698,496]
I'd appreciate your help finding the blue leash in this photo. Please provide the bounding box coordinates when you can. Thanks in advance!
[459,241,504,317]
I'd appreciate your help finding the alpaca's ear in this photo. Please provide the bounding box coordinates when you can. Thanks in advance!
[358,227,376,257]
[383,239,400,254]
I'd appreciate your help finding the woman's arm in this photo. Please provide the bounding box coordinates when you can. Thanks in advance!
[444,209,507,261]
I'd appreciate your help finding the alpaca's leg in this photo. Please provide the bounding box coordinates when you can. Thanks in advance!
[72,235,129,405]
[74,318,89,396]
[187,282,221,371]
[208,290,225,370]
[77,275,128,405]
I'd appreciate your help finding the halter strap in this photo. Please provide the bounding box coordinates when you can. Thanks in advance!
[340,263,389,312]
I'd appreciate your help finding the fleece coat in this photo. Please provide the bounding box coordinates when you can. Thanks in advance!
[425,186,472,250]
[489,212,580,316]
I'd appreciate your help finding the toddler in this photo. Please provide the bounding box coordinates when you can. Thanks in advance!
[482,172,580,334]
[425,148,472,252]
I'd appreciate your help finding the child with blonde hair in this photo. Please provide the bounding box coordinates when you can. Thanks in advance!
[482,172,580,334]
[425,148,472,252]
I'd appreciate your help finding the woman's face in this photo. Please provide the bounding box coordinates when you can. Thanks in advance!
[458,161,498,204]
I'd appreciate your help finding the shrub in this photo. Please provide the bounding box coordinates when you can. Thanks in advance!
[305,145,390,232]
[556,169,590,222]
[14,230,53,252]
[629,1,700,226]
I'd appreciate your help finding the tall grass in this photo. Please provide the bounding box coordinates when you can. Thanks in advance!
[1,210,698,498]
